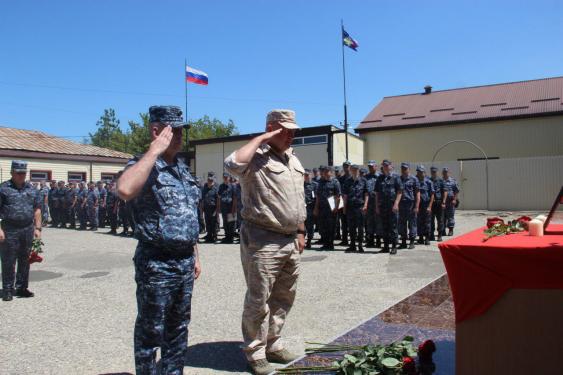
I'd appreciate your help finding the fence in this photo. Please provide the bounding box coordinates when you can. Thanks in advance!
[406,155,563,211]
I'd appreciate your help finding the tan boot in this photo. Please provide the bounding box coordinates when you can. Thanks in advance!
[248,358,275,375]
[266,348,300,364]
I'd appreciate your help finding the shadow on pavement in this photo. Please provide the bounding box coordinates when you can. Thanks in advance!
[184,341,248,373]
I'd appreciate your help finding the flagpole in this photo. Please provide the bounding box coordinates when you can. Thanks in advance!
[184,58,189,152]
[341,19,349,161]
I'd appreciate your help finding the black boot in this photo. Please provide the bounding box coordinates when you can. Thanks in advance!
[390,242,397,255]
[424,236,430,245]
[399,238,407,249]
[2,290,13,302]
[358,243,364,253]
[380,242,389,253]
[365,240,375,248]
[15,289,34,298]
[409,239,415,250]
[417,236,424,244]
[448,228,454,236]
[437,235,443,242]
[305,239,312,249]
[345,245,357,253]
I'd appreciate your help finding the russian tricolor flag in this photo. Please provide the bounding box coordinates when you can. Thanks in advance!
[186,66,208,85]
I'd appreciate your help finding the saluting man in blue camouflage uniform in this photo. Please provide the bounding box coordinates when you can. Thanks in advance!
[398,163,420,250]
[375,160,403,255]
[415,165,434,245]
[117,105,202,375]
[0,161,42,301]
[442,167,460,236]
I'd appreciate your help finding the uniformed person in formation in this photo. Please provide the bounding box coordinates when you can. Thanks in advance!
[97,181,108,228]
[77,182,88,230]
[65,181,78,229]
[0,161,42,301]
[375,160,403,254]
[202,172,219,243]
[106,181,119,235]
[47,180,57,226]
[398,163,420,249]
[225,109,305,375]
[337,161,352,246]
[314,166,341,251]
[52,180,65,227]
[442,167,460,236]
[39,181,49,226]
[303,169,317,249]
[217,172,237,243]
[86,181,99,231]
[343,164,368,253]
[415,165,435,245]
[117,105,202,375]
[429,166,446,242]
[365,160,381,248]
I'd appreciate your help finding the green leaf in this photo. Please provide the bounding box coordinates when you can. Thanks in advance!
[381,357,400,368]
[402,336,414,342]
[344,354,358,363]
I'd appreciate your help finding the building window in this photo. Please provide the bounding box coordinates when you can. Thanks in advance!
[30,170,52,182]
[100,173,117,182]
[291,135,328,147]
[291,138,304,146]
[68,172,87,182]
[303,135,328,145]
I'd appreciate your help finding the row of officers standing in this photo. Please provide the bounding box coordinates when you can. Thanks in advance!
[304,159,459,254]
[38,175,135,235]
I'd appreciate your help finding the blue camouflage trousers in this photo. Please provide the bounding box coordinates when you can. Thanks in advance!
[417,202,432,237]
[445,197,456,229]
[133,243,195,375]
[87,205,98,228]
[0,225,33,292]
[399,200,417,240]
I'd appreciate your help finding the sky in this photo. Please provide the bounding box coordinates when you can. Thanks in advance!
[1,0,562,141]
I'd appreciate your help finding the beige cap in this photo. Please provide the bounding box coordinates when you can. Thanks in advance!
[266,109,300,130]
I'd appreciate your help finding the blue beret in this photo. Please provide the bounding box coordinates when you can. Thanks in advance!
[382,159,391,166]
[401,162,410,169]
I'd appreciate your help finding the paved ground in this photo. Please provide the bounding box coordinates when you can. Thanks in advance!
[0,210,539,374]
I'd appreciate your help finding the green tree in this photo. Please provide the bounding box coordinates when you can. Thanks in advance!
[88,108,128,151]
[188,115,238,140]
[126,113,152,155]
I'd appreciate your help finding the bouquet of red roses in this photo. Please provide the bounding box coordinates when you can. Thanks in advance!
[29,238,44,264]
[483,216,532,242]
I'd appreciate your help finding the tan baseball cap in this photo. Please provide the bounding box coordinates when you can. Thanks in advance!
[266,109,300,130]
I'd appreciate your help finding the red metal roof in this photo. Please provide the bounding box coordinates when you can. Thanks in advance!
[356,76,563,132]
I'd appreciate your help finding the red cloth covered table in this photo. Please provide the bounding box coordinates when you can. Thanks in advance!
[439,224,563,323]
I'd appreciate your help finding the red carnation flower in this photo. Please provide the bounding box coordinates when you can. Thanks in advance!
[402,356,416,374]
[516,216,532,229]
[418,340,436,362]
[486,217,504,228]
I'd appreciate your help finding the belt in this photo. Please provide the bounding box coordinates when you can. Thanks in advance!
[244,220,297,237]
[138,241,195,259]
[1,220,34,230]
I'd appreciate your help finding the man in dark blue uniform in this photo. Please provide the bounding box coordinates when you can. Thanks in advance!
[398,163,420,250]
[375,160,403,255]
[314,166,341,250]
[415,165,435,245]
[64,181,78,229]
[218,172,237,243]
[86,182,99,231]
[202,172,219,243]
[77,182,88,230]
[442,167,460,236]
[52,180,66,227]
[0,161,42,301]
[117,105,202,375]
[337,161,352,246]
[343,165,368,253]
[429,166,446,242]
[97,181,108,228]
[303,169,317,249]
[106,181,119,234]
[365,160,381,248]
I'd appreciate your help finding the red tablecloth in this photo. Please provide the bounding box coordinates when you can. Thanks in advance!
[439,224,563,323]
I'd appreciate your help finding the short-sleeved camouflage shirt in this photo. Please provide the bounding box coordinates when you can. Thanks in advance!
[0,180,41,227]
[125,155,200,249]
[224,144,306,234]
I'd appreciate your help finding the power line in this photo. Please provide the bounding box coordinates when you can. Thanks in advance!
[0,81,338,106]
